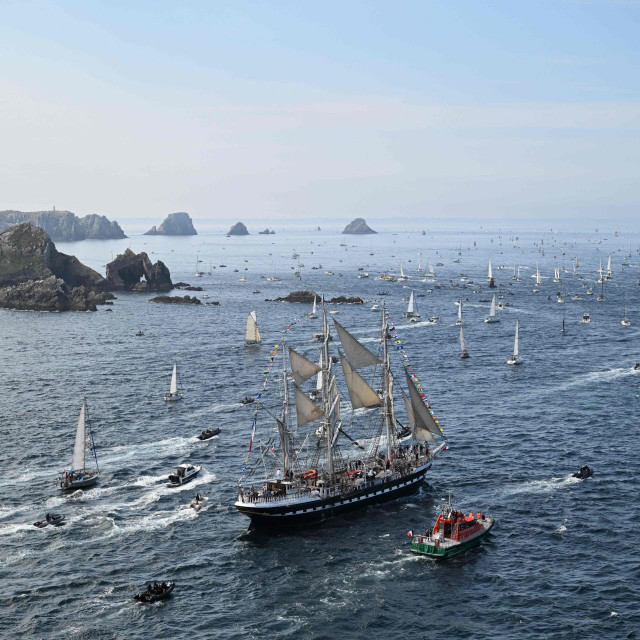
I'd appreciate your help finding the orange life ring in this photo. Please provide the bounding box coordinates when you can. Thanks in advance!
[302,469,317,480]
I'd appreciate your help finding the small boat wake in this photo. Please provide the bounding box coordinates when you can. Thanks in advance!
[558,367,638,391]
[502,474,580,497]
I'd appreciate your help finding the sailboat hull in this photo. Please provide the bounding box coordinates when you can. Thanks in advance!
[61,472,99,491]
[236,462,434,529]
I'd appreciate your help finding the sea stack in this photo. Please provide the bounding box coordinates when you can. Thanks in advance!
[0,223,113,311]
[227,222,249,236]
[342,218,376,234]
[0,209,126,241]
[144,212,197,236]
[106,249,173,292]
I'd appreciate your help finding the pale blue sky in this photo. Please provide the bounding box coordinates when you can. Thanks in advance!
[1,0,639,225]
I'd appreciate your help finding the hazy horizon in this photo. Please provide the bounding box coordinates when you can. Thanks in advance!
[2,1,639,225]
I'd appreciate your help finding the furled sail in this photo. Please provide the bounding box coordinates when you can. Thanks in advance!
[245,311,261,343]
[339,351,381,410]
[289,348,322,386]
[405,371,441,440]
[316,351,323,392]
[170,364,178,395]
[71,398,87,471]
[332,319,381,369]
[294,385,323,428]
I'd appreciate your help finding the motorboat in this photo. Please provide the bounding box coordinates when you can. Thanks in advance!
[409,497,494,558]
[134,582,175,603]
[168,464,202,486]
[33,514,65,528]
[197,428,220,440]
[190,494,208,511]
[582,312,591,323]
[241,396,255,405]
[572,465,593,480]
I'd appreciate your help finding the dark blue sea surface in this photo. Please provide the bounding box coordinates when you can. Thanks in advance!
[1,229,639,639]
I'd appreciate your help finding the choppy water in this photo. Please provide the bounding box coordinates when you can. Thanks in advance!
[1,228,639,639]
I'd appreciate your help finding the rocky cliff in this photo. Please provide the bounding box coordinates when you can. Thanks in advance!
[227,222,249,236]
[342,218,376,234]
[106,248,173,292]
[144,212,197,236]
[0,210,126,241]
[0,224,113,311]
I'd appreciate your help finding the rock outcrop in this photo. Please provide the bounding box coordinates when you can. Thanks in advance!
[0,223,114,311]
[144,212,197,236]
[0,210,126,241]
[342,218,376,234]
[227,222,249,236]
[149,295,201,305]
[106,249,172,292]
[258,228,275,235]
[269,290,363,304]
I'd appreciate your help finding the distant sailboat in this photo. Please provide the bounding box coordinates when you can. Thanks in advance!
[506,320,522,365]
[164,363,184,402]
[487,260,493,281]
[597,280,605,302]
[398,265,407,282]
[404,291,420,320]
[459,325,470,359]
[455,301,463,326]
[606,255,613,279]
[60,397,100,490]
[484,295,499,323]
[309,296,318,319]
[194,253,203,278]
[621,294,631,327]
[245,311,262,346]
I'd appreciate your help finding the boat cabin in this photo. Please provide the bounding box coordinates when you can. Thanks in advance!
[432,509,485,542]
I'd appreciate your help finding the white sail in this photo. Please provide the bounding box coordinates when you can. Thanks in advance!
[404,372,439,441]
[312,296,317,315]
[459,325,466,352]
[245,311,261,344]
[489,296,496,317]
[607,255,612,276]
[71,399,87,471]
[457,302,462,322]
[488,260,493,280]
[294,385,323,428]
[513,320,519,358]
[169,364,178,395]
[288,348,322,386]
[339,351,381,410]
[332,319,381,369]
[428,260,434,274]
[407,291,415,314]
[400,264,405,278]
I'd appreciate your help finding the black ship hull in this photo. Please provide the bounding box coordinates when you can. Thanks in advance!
[236,462,432,529]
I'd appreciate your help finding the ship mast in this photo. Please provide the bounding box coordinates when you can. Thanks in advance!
[322,301,334,484]
[381,304,393,467]
[277,343,291,476]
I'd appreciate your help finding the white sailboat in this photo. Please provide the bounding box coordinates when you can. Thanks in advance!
[621,294,631,327]
[487,260,493,281]
[455,301,463,326]
[484,295,499,323]
[164,363,184,402]
[459,325,469,359]
[398,265,407,282]
[194,253,203,278]
[506,320,522,365]
[404,291,420,320]
[606,255,613,279]
[245,311,262,346]
[309,296,318,319]
[553,267,560,283]
[60,397,100,490]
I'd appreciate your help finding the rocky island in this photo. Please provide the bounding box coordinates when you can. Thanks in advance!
[0,223,114,311]
[269,290,363,304]
[258,228,275,235]
[149,295,201,305]
[227,222,249,236]
[0,209,126,241]
[106,249,173,292]
[144,212,197,236]
[342,218,376,234]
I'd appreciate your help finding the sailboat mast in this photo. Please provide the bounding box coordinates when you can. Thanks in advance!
[279,344,291,475]
[86,398,99,472]
[381,304,393,467]
[321,302,334,483]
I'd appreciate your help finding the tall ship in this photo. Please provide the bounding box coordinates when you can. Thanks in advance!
[235,304,448,528]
